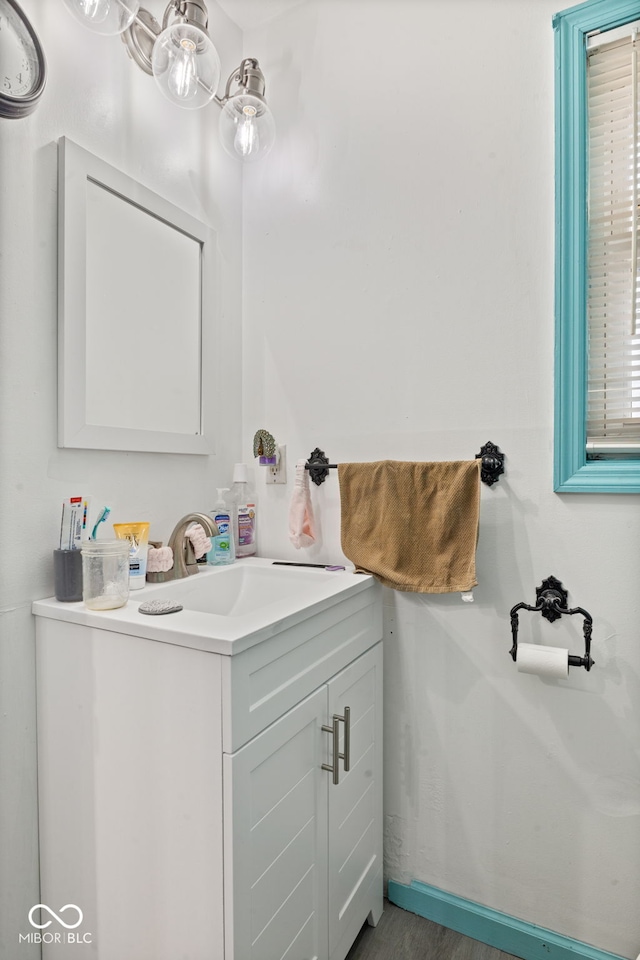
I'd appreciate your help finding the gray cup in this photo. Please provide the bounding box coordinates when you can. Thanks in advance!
[53,548,83,602]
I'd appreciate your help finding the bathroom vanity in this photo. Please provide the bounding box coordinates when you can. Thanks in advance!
[33,559,383,960]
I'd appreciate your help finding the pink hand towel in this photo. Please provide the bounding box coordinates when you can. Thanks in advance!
[187,523,212,560]
[147,545,174,573]
[289,459,317,549]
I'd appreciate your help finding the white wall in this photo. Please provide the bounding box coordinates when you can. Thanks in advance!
[0,2,243,955]
[242,1,640,957]
[3,2,640,958]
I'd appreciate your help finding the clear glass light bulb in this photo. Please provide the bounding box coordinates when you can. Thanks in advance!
[167,37,198,101]
[62,0,139,35]
[234,104,258,157]
[152,23,220,110]
[219,94,276,163]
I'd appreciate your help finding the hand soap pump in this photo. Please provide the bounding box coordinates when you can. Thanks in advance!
[208,489,235,565]
[230,463,257,558]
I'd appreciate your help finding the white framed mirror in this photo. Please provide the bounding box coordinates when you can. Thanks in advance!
[58,137,218,454]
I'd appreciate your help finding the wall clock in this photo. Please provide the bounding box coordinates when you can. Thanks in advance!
[0,0,46,118]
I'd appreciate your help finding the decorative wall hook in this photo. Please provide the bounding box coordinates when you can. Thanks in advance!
[509,577,595,671]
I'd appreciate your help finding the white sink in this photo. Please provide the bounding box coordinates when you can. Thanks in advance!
[141,561,345,617]
[32,557,375,655]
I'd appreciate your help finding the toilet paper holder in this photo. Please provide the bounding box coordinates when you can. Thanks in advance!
[509,576,595,671]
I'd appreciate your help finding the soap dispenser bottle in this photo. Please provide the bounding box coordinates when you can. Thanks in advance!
[208,489,235,565]
[230,463,257,558]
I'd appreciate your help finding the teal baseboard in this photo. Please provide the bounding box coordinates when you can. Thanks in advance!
[387,879,627,960]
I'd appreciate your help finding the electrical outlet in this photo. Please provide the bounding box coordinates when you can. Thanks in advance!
[266,445,287,483]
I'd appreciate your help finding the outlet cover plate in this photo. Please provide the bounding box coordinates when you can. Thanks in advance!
[266,445,287,483]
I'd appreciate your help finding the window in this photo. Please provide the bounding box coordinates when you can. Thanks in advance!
[554,0,640,492]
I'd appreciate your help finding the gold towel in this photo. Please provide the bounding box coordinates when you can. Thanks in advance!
[338,459,481,593]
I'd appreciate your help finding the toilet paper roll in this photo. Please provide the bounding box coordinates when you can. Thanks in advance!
[516,642,569,679]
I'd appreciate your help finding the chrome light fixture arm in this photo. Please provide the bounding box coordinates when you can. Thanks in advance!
[161,0,207,31]
[214,58,267,107]
[131,10,160,42]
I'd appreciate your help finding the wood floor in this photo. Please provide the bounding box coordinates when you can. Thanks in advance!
[345,901,522,960]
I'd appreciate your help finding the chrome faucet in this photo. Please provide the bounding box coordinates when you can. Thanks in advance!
[166,513,219,580]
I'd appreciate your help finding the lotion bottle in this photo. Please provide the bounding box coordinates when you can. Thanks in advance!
[229,463,257,557]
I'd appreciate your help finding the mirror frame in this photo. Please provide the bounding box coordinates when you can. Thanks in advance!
[57,136,218,455]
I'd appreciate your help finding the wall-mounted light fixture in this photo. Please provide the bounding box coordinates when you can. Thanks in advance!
[61,0,276,162]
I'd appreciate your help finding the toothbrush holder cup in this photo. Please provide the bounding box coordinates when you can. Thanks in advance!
[53,548,83,602]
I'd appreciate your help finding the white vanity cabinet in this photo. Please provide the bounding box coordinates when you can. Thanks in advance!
[225,643,382,960]
[33,568,383,960]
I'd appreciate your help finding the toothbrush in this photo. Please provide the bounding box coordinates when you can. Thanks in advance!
[91,506,111,540]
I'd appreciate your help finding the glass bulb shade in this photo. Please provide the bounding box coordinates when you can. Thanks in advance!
[219,94,276,163]
[61,0,139,35]
[151,23,220,109]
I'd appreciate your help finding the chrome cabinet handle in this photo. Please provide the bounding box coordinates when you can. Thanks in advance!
[322,707,351,785]
[321,716,341,785]
[342,705,350,772]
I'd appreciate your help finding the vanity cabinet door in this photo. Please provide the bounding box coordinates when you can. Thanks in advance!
[223,687,329,960]
[327,642,383,960]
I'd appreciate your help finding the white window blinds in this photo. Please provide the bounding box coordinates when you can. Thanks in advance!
[586,25,640,454]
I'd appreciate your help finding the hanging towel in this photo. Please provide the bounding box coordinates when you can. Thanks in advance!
[186,523,212,560]
[289,459,317,549]
[338,459,481,593]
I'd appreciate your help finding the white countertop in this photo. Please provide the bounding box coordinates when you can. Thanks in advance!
[32,557,376,656]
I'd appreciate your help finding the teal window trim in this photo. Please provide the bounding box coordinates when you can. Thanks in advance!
[554,0,640,493]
